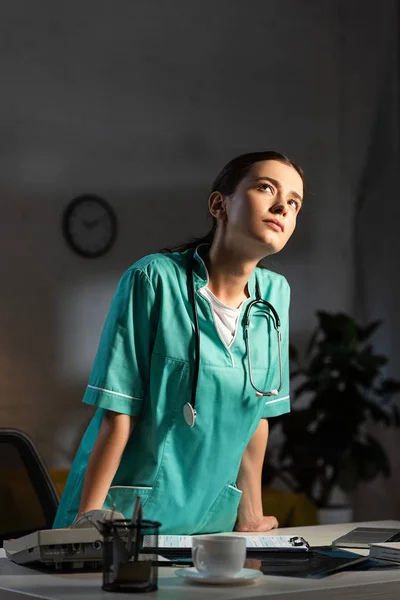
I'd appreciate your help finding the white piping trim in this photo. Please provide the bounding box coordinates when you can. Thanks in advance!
[110,485,152,490]
[265,394,290,405]
[87,385,143,401]
[228,484,242,493]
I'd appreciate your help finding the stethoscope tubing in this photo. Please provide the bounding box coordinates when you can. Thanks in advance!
[244,293,282,398]
[186,256,201,426]
[184,252,283,427]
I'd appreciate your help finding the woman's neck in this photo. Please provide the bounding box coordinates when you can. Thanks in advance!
[202,242,260,309]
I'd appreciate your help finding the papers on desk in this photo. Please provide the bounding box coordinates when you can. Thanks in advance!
[151,535,309,555]
[369,542,400,563]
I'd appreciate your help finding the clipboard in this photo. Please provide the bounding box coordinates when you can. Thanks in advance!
[143,535,310,558]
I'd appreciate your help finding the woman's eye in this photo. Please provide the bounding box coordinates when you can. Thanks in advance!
[259,183,274,193]
[288,199,299,209]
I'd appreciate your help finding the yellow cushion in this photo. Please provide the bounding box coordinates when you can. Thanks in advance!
[48,468,70,496]
[262,488,318,527]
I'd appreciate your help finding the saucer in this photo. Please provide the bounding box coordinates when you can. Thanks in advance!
[175,567,262,585]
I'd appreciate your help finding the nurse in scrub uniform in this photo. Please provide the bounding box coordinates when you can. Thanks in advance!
[53,150,304,534]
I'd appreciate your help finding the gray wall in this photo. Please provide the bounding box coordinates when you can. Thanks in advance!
[0,1,397,516]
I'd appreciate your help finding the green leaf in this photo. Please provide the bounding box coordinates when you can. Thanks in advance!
[351,440,379,482]
[293,381,316,398]
[364,401,391,426]
[377,379,400,399]
[317,312,357,345]
[290,369,303,379]
[364,435,391,478]
[280,409,316,437]
[337,458,359,492]
[356,320,382,343]
[306,326,319,356]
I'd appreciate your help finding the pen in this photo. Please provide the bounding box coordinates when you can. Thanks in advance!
[134,503,143,562]
[128,496,142,556]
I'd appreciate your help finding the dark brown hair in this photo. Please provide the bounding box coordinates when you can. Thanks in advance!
[162,150,304,253]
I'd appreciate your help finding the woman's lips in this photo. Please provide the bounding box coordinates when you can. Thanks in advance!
[264,220,284,232]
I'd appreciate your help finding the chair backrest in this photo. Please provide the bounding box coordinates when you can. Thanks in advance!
[0,428,60,545]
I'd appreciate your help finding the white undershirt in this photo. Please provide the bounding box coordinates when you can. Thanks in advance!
[199,287,241,348]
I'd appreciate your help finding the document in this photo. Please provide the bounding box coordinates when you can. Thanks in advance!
[154,535,309,552]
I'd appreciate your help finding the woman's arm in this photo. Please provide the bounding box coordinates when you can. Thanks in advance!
[78,410,136,515]
[235,418,278,532]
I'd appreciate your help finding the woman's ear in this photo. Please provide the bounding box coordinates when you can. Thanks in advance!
[208,191,227,220]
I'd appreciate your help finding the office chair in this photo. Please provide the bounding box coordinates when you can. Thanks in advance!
[0,428,60,545]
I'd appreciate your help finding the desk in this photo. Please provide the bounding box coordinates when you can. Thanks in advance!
[1,521,400,599]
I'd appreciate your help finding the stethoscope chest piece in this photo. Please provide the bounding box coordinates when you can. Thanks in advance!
[183,402,196,427]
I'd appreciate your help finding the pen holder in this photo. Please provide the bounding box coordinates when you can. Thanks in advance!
[100,519,161,593]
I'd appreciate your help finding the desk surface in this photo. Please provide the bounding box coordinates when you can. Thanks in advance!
[1,521,400,600]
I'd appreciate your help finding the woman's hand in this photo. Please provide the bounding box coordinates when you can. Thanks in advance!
[235,515,278,532]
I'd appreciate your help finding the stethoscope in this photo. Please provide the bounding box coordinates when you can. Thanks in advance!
[183,251,283,427]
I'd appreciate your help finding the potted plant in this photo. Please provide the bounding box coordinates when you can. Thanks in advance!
[267,311,400,523]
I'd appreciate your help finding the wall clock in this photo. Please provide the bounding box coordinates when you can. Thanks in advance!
[62,195,117,258]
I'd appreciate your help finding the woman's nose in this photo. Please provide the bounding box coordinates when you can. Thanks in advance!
[271,200,287,216]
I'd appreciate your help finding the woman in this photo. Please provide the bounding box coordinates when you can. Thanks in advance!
[53,150,304,534]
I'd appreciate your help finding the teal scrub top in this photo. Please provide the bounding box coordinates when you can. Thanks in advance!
[53,247,291,533]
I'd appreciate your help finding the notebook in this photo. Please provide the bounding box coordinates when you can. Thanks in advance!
[369,542,400,563]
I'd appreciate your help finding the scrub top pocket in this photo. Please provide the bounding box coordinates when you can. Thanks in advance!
[196,483,242,534]
[103,485,153,517]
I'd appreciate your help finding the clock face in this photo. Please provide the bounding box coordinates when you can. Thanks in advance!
[63,195,117,258]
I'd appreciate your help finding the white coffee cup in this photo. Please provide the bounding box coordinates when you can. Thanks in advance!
[192,535,246,577]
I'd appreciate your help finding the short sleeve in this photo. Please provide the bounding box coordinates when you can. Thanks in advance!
[261,281,291,419]
[82,268,157,416]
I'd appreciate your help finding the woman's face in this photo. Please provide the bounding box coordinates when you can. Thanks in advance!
[219,160,303,256]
